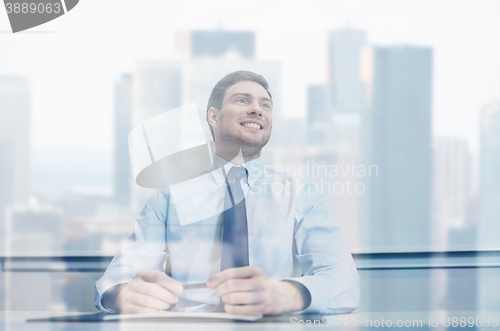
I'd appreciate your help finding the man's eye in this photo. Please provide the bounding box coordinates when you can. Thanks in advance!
[262,104,271,109]
[237,99,246,104]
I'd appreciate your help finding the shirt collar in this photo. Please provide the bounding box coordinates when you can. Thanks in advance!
[211,154,264,189]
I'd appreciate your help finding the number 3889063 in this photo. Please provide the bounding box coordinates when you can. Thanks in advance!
[5,2,62,14]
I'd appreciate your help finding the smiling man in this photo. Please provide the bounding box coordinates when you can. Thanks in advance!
[207,74,273,166]
[95,70,360,316]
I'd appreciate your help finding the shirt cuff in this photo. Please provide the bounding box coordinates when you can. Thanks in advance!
[283,275,359,315]
[282,276,325,314]
[94,282,128,314]
[96,296,120,314]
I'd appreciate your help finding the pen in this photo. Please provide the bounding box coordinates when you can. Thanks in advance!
[183,283,209,290]
[162,253,171,276]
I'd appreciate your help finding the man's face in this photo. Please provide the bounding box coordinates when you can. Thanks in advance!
[211,80,273,150]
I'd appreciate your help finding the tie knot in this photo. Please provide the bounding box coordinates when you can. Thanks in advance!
[227,166,247,182]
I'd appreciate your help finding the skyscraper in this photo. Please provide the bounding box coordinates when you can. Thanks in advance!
[360,46,433,249]
[433,136,474,249]
[281,118,307,148]
[307,84,331,145]
[133,62,183,126]
[0,76,31,206]
[177,31,255,59]
[328,28,366,114]
[478,102,500,247]
[307,27,366,148]
[114,74,133,205]
[477,101,500,312]
[0,76,31,250]
[303,28,367,250]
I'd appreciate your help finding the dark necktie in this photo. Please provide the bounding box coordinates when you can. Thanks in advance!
[216,166,249,311]
[220,166,249,270]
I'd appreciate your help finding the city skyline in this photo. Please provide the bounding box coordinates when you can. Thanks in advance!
[1,1,498,315]
[0,0,498,156]
[13,21,495,196]
[0,21,497,253]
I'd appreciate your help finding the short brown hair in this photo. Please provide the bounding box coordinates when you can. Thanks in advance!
[206,70,272,139]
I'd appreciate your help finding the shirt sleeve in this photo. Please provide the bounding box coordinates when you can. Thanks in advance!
[283,182,360,315]
[94,188,170,313]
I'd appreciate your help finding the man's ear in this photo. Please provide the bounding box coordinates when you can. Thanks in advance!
[207,107,219,129]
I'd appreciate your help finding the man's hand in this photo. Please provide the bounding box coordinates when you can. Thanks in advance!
[102,269,183,314]
[206,266,309,315]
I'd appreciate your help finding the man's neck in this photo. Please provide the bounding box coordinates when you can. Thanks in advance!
[214,142,261,165]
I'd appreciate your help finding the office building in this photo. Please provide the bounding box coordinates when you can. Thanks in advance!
[360,46,433,249]
[114,74,133,205]
[322,28,367,151]
[5,203,63,253]
[302,28,367,250]
[176,30,255,59]
[131,61,184,214]
[280,118,307,147]
[328,28,366,113]
[133,62,183,125]
[0,76,31,251]
[0,76,31,205]
[432,136,474,249]
[3,202,63,310]
[307,84,332,145]
[308,84,331,124]
[358,44,433,314]
[477,101,500,311]
[478,102,500,247]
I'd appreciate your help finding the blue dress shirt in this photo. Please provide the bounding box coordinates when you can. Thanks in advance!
[95,156,360,314]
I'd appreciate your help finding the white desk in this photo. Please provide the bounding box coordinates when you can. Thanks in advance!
[2,310,500,330]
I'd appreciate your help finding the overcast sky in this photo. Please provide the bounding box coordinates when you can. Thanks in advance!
[0,0,499,155]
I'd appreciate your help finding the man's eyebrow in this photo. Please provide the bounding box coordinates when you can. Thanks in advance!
[230,93,273,104]
[261,97,273,105]
[230,92,252,99]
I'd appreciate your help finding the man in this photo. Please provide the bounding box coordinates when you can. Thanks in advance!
[95,70,359,315]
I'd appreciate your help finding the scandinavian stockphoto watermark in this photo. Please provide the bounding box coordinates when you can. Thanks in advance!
[250,160,378,197]
[3,0,79,33]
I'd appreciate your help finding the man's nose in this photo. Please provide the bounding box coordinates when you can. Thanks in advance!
[247,101,263,116]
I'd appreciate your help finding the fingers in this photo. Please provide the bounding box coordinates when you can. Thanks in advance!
[123,290,172,311]
[215,278,266,297]
[129,278,179,305]
[206,268,283,316]
[136,269,183,294]
[117,269,184,314]
[207,266,262,288]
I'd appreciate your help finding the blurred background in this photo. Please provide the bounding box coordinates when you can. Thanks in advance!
[0,0,499,314]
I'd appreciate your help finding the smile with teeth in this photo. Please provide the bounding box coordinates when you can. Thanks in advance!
[242,123,262,129]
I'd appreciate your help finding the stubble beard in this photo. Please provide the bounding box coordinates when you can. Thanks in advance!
[220,127,271,160]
